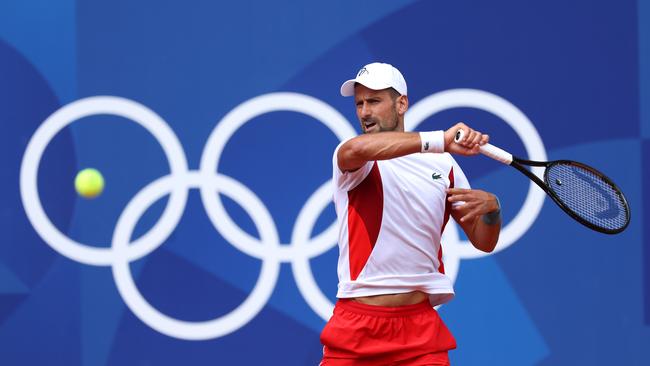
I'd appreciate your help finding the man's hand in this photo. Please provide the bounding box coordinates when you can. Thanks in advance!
[448,188,501,253]
[444,122,489,156]
[447,188,499,223]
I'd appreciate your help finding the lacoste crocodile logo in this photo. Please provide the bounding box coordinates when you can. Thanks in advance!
[431,172,442,180]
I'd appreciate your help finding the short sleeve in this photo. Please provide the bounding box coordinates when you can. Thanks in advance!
[332,139,374,191]
[450,155,471,207]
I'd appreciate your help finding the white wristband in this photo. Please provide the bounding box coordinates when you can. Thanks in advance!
[419,131,445,153]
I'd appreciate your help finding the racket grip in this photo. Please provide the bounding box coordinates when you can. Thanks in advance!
[454,129,513,165]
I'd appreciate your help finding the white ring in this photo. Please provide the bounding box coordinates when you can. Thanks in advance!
[112,171,281,340]
[199,92,355,262]
[19,96,189,266]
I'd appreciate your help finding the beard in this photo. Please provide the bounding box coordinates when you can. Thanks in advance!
[362,111,399,133]
[379,113,399,132]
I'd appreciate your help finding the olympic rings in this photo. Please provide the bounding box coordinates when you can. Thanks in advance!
[20,90,546,340]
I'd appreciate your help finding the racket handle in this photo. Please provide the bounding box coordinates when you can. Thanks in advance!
[454,129,513,165]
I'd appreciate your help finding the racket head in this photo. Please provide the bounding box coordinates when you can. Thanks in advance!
[543,160,630,234]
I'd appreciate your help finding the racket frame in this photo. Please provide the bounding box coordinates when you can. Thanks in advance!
[453,128,630,234]
[509,157,630,234]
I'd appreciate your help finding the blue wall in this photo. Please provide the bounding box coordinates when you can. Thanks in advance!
[1,1,648,365]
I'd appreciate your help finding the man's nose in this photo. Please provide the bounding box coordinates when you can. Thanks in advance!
[360,103,371,118]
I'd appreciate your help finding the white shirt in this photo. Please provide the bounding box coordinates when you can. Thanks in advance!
[332,140,471,306]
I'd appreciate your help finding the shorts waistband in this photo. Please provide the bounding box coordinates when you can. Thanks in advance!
[336,298,433,317]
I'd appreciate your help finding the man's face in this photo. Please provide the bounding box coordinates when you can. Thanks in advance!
[354,84,401,134]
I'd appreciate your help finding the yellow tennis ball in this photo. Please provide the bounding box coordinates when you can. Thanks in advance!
[75,168,105,199]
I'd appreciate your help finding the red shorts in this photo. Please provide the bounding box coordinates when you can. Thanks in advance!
[319,299,456,366]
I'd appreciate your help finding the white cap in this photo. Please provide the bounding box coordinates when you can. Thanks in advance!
[340,62,407,97]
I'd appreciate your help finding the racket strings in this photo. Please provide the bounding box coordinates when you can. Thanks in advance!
[546,164,628,231]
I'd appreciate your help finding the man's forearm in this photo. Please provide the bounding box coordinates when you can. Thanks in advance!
[337,132,422,172]
[468,217,500,253]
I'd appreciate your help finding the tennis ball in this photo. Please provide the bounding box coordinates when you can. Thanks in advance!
[75,168,105,199]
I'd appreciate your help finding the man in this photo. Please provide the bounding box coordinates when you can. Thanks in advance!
[319,62,502,366]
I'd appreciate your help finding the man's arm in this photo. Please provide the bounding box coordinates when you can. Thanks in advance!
[448,188,501,252]
[337,132,421,172]
[337,122,488,172]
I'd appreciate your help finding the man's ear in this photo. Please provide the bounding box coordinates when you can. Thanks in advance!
[397,95,409,115]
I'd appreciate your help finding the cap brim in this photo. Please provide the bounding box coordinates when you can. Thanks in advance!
[340,79,394,97]
[340,79,356,96]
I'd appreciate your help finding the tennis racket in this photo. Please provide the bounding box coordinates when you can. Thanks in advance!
[454,129,630,234]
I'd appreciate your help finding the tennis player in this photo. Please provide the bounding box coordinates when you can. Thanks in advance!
[319,62,502,366]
